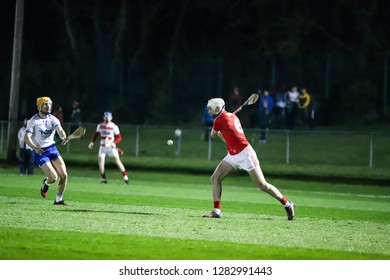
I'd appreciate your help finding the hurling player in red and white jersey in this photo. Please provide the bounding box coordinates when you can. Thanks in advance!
[203,98,295,220]
[88,112,129,184]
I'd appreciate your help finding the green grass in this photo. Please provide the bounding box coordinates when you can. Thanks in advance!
[0,167,389,260]
[2,124,390,184]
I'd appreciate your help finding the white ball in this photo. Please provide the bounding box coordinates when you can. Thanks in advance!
[174,128,182,137]
[167,139,173,146]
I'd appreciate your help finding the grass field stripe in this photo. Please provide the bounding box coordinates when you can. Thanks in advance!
[291,189,390,199]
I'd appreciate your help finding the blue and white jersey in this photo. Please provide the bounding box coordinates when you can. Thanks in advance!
[25,114,60,148]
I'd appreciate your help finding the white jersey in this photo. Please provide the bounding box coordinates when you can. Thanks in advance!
[287,90,299,103]
[25,114,61,148]
[96,121,120,146]
[18,126,33,150]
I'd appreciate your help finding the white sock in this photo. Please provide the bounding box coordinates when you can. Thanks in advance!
[284,201,291,208]
[214,208,221,214]
[56,193,63,202]
[124,175,128,181]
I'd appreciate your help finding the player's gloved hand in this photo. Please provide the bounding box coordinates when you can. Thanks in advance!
[61,138,69,145]
[88,142,94,149]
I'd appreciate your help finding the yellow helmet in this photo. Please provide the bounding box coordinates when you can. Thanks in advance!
[36,97,52,108]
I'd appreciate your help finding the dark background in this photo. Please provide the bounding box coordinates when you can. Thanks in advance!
[1,0,389,126]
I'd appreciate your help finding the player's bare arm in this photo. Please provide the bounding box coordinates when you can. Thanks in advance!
[24,132,44,155]
[88,131,99,149]
[211,129,226,143]
[56,125,68,145]
[210,129,218,139]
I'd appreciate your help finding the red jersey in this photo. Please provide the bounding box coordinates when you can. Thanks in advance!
[213,111,249,155]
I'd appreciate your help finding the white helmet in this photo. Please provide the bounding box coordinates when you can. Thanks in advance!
[207,98,225,116]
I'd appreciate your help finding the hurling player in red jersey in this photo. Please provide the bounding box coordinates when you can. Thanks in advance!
[203,98,294,220]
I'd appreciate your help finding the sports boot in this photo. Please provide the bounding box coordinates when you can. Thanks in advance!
[285,202,295,220]
[202,210,222,219]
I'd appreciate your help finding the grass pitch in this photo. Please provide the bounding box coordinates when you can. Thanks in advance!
[0,168,389,260]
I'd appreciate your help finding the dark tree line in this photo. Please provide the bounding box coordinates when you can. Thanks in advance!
[1,0,390,125]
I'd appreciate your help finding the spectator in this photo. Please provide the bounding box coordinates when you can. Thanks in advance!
[17,118,35,175]
[53,105,64,123]
[258,90,274,144]
[227,86,243,112]
[285,86,299,130]
[70,100,81,133]
[298,87,311,129]
[308,92,317,129]
[203,104,214,141]
[274,87,287,128]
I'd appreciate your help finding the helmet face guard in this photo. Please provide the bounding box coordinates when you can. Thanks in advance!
[207,98,225,117]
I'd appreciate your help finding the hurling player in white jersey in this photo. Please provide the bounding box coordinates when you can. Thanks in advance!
[203,98,294,220]
[24,97,69,205]
[88,112,129,184]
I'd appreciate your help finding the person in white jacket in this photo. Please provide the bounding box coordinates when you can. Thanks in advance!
[18,118,35,175]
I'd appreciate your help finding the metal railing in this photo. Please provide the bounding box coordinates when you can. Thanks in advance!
[1,121,389,168]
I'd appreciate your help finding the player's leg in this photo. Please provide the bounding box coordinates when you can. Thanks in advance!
[51,156,68,204]
[112,153,125,173]
[98,156,105,174]
[116,147,124,156]
[211,160,234,201]
[112,149,128,184]
[98,155,107,183]
[248,166,283,200]
[248,166,294,220]
[240,145,283,200]
[203,160,234,218]
[40,162,59,198]
[41,162,59,184]
[242,145,294,220]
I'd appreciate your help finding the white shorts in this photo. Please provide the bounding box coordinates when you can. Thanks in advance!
[223,145,259,172]
[98,146,119,159]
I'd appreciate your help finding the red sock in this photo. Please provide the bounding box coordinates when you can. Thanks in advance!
[214,200,221,209]
[101,173,106,179]
[121,171,127,176]
[280,196,288,205]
